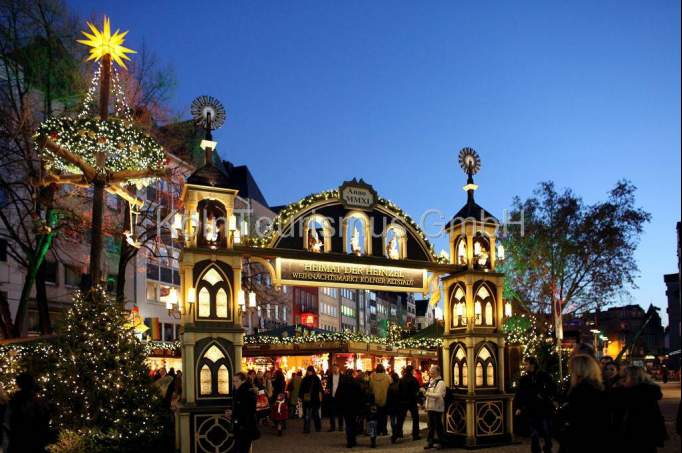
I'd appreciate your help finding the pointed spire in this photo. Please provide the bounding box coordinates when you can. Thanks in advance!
[465,172,476,207]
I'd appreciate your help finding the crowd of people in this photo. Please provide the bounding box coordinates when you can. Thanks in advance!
[229,363,446,450]
[0,349,678,453]
[514,343,672,453]
[234,345,678,453]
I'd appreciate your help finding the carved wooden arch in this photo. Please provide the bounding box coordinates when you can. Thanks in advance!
[342,210,372,255]
[196,198,228,248]
[382,223,407,260]
[303,213,333,253]
[266,192,437,262]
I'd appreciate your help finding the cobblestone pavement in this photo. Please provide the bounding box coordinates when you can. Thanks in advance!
[255,382,681,453]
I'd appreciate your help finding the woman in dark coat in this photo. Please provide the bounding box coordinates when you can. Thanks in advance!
[615,366,668,453]
[232,372,258,453]
[299,366,323,433]
[272,370,286,401]
[558,354,608,453]
[336,369,365,448]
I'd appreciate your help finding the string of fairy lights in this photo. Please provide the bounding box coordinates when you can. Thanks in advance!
[0,286,162,440]
[244,329,444,349]
[35,117,165,176]
[242,188,446,263]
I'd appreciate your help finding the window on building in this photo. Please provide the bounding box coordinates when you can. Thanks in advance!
[146,282,158,302]
[0,238,7,262]
[64,265,81,287]
[43,261,58,285]
[163,323,174,341]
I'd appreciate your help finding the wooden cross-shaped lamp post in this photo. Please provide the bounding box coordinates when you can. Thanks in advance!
[39,17,168,285]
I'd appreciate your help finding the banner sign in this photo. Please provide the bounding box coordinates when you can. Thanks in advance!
[277,258,427,292]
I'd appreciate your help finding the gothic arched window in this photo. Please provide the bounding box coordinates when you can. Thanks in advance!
[474,283,496,327]
[455,236,468,266]
[451,344,468,388]
[475,344,496,388]
[450,284,466,328]
[197,343,231,398]
[195,266,232,321]
[473,232,491,270]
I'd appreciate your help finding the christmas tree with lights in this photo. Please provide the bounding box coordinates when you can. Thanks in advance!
[47,285,163,448]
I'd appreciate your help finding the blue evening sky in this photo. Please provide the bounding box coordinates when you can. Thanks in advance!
[71,1,680,323]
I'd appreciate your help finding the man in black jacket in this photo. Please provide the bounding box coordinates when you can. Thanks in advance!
[231,372,257,453]
[514,357,555,453]
[395,365,421,442]
[336,369,365,448]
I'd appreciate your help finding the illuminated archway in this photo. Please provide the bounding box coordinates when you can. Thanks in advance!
[342,211,372,256]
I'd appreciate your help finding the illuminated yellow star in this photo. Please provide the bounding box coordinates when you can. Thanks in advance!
[77,16,136,69]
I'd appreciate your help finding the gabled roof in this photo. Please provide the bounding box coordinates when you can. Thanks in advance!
[186,159,232,188]
[222,161,268,207]
[445,191,499,230]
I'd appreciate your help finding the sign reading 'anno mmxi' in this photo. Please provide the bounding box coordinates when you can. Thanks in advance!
[340,179,377,210]
[277,258,426,292]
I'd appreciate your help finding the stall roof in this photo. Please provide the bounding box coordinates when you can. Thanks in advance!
[409,321,444,339]
[247,325,332,340]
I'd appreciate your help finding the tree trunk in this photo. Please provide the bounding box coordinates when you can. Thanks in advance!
[88,179,105,286]
[87,55,111,287]
[13,209,58,337]
[115,190,136,307]
[35,263,52,334]
[0,291,14,338]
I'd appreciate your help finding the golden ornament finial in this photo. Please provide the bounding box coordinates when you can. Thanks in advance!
[77,16,136,69]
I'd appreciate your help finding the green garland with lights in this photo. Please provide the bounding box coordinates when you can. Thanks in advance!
[243,188,446,262]
[244,329,443,349]
[35,117,165,177]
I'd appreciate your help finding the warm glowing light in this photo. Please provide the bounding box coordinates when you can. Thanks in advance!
[238,290,246,307]
[504,300,512,318]
[497,244,505,261]
[77,16,136,69]
[248,291,257,308]
[187,288,196,304]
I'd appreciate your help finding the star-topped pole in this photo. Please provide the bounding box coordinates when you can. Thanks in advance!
[35,16,168,286]
[77,16,136,69]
